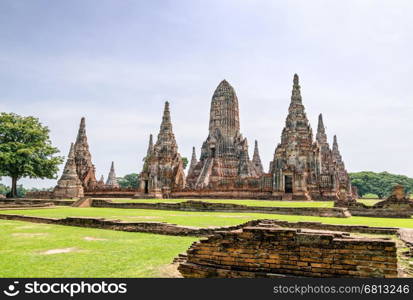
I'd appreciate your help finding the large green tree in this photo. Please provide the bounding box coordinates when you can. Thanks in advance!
[349,171,413,198]
[0,113,63,197]
[118,173,140,189]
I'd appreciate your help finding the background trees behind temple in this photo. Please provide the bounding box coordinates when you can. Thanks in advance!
[349,171,413,199]
[117,173,139,189]
[181,157,188,169]
[0,113,63,197]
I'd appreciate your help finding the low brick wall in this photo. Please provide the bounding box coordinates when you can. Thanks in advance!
[170,190,274,200]
[25,191,53,199]
[259,219,398,235]
[398,229,413,256]
[84,190,136,198]
[178,226,398,278]
[91,199,351,218]
[350,207,413,218]
[0,214,399,237]
[0,214,262,237]
[0,199,75,206]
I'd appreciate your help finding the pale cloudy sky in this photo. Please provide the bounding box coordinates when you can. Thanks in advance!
[0,0,412,188]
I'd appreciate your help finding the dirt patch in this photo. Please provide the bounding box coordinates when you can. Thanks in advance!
[41,247,79,255]
[119,216,162,220]
[165,213,252,218]
[12,233,48,237]
[215,215,253,218]
[17,225,50,230]
[84,236,108,241]
[157,263,182,278]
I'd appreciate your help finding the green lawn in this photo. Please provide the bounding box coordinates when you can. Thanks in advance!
[0,219,196,277]
[2,207,413,228]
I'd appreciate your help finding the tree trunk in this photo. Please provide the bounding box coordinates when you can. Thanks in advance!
[11,176,18,198]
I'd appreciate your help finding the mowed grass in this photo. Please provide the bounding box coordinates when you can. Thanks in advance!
[1,207,413,228]
[0,219,196,277]
[105,198,381,207]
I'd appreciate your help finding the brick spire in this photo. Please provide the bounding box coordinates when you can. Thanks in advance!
[106,161,119,188]
[333,135,338,151]
[188,146,198,177]
[63,143,77,177]
[316,113,327,144]
[209,79,240,139]
[154,101,178,155]
[53,143,84,198]
[74,117,97,188]
[278,74,313,148]
[137,101,186,195]
[332,135,346,171]
[290,73,302,105]
[147,134,153,156]
[252,140,264,174]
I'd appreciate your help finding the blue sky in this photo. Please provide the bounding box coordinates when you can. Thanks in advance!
[1,0,412,188]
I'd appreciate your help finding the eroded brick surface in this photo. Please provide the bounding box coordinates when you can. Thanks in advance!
[178,224,398,278]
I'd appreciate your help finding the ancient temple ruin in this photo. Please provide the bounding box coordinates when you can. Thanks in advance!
[252,140,264,176]
[53,143,84,199]
[270,74,352,201]
[106,161,119,188]
[135,101,186,198]
[187,147,198,178]
[74,117,97,189]
[51,74,354,201]
[186,80,259,188]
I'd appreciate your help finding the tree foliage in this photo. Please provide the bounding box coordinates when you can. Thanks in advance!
[0,182,8,195]
[181,157,188,169]
[117,173,139,189]
[0,113,64,197]
[349,171,413,198]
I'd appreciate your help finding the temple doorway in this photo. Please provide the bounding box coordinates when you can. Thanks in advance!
[144,180,149,194]
[284,175,293,193]
[211,147,216,158]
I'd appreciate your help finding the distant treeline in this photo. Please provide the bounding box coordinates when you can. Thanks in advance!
[0,182,52,197]
[349,171,413,198]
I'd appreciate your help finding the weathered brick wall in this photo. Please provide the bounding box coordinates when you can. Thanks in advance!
[170,190,274,200]
[25,191,54,199]
[0,199,75,206]
[0,212,398,236]
[84,189,136,198]
[92,199,350,218]
[0,214,263,237]
[349,207,413,218]
[178,226,398,278]
[261,219,398,235]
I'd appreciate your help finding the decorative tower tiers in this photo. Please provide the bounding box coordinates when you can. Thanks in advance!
[106,161,119,188]
[135,102,185,198]
[186,80,259,188]
[53,143,84,199]
[74,117,97,189]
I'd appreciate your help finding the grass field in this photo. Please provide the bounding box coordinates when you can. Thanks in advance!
[105,198,381,207]
[2,207,413,228]
[0,219,196,277]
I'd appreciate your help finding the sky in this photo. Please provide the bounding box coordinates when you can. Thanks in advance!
[0,0,412,188]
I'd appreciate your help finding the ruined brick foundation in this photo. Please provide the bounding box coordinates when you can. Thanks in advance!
[178,224,398,278]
